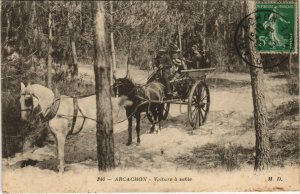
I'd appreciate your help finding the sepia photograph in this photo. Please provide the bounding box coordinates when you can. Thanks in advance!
[1,0,299,192]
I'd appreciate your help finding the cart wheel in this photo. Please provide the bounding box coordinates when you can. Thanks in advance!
[147,102,170,123]
[188,80,210,129]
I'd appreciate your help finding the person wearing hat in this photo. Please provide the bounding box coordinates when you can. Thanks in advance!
[169,43,187,72]
[191,44,202,69]
[154,48,172,98]
[202,50,211,68]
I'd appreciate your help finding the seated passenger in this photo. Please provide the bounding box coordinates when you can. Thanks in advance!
[169,43,187,73]
[191,44,202,69]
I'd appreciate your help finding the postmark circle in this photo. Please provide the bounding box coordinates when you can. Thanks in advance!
[234,10,294,69]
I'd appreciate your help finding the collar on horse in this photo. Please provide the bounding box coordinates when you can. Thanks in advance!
[41,94,85,136]
[41,93,61,122]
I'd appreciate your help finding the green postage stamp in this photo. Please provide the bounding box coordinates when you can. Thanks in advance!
[256,2,297,53]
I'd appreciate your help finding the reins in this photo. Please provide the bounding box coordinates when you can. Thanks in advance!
[22,77,166,136]
[113,74,167,125]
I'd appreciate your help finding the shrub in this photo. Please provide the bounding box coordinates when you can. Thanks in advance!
[175,143,254,170]
[218,143,240,170]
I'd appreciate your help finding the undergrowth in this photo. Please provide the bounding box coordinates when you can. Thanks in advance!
[2,69,95,157]
[175,99,299,170]
[174,143,254,171]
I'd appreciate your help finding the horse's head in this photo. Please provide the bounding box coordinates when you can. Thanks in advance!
[19,82,40,121]
[112,77,135,98]
[20,82,55,121]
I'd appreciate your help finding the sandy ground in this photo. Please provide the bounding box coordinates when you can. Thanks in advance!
[2,66,299,192]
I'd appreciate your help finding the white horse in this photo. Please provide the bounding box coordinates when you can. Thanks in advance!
[20,82,96,173]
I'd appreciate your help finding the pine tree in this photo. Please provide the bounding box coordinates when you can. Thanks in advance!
[93,1,115,171]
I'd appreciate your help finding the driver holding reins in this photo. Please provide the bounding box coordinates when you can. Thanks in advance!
[154,48,172,98]
[154,43,188,99]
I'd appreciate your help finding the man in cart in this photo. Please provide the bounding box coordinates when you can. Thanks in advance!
[154,48,173,98]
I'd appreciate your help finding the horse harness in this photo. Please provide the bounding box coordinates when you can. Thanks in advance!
[42,96,61,122]
[46,96,95,135]
[66,97,87,135]
[21,91,88,136]
[52,96,90,136]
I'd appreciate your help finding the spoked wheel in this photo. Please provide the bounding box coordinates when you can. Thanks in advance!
[147,102,170,122]
[188,80,210,129]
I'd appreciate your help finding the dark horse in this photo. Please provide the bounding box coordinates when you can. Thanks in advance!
[113,77,165,145]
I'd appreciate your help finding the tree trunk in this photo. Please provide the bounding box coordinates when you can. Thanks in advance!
[68,3,78,79]
[202,1,206,50]
[126,35,133,77]
[288,54,292,74]
[178,25,182,52]
[30,1,37,70]
[5,11,10,48]
[31,1,38,46]
[47,3,53,88]
[110,1,117,81]
[238,0,245,70]
[246,0,270,171]
[93,1,115,171]
[79,2,83,33]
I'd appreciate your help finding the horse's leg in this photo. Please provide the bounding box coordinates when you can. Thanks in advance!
[154,105,160,134]
[152,104,163,134]
[49,119,68,173]
[55,132,67,173]
[158,104,164,131]
[147,106,155,134]
[126,109,133,146]
[135,112,141,145]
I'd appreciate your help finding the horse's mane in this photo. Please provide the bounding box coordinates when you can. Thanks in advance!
[124,75,136,85]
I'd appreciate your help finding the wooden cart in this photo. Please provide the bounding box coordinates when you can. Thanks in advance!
[147,68,215,129]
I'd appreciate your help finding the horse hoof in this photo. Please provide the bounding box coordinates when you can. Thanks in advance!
[58,167,64,174]
[126,142,132,146]
[136,142,140,146]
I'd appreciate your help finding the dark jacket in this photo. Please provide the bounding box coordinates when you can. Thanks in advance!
[155,54,172,69]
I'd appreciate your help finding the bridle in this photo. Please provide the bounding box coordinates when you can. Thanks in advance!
[20,92,39,115]
[20,90,62,123]
[112,81,132,98]
[112,82,120,97]
[112,80,139,99]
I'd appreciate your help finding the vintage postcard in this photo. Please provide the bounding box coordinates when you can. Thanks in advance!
[1,0,299,192]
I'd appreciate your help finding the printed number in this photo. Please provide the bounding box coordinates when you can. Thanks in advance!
[257,36,266,47]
